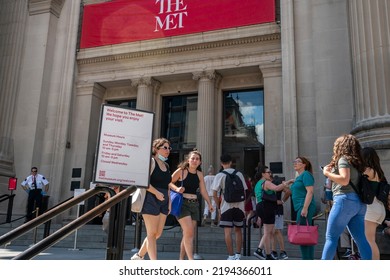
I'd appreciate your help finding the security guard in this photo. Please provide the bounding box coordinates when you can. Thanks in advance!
[21,167,49,222]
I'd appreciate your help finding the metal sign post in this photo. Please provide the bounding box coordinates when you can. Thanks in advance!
[69,188,85,251]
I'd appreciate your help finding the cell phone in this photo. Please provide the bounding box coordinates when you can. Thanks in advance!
[320,166,324,171]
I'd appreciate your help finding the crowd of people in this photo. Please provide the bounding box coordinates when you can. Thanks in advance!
[126,134,390,260]
[24,133,389,260]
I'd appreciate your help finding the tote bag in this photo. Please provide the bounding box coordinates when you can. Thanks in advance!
[170,170,184,216]
[131,188,146,213]
[287,220,319,246]
[169,190,183,217]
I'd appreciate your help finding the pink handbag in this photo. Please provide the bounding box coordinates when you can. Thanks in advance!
[287,220,318,246]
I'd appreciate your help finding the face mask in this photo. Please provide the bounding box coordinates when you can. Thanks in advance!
[158,154,168,161]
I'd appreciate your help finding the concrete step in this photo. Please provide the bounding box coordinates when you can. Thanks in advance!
[0,218,327,259]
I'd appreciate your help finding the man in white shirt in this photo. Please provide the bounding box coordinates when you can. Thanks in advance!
[202,165,217,226]
[21,167,49,222]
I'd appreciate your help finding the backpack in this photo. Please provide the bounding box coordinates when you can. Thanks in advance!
[349,173,376,204]
[221,170,245,203]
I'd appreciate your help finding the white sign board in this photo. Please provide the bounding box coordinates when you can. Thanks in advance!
[93,105,154,188]
[74,188,86,205]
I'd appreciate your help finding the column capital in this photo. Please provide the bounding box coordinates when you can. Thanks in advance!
[259,61,282,78]
[131,77,159,87]
[28,0,65,17]
[192,70,217,81]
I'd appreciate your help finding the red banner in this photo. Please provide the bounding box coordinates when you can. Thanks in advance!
[80,0,275,48]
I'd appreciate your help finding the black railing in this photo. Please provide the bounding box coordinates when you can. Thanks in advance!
[0,194,16,224]
[0,185,137,260]
[243,214,259,256]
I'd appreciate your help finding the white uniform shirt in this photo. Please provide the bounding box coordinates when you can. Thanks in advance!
[21,174,49,190]
[211,168,247,214]
[204,175,216,196]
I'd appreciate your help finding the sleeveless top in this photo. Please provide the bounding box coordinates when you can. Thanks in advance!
[178,170,199,195]
[150,160,171,193]
[254,179,276,203]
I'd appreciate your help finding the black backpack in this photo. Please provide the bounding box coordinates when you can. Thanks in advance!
[349,173,376,204]
[221,170,245,203]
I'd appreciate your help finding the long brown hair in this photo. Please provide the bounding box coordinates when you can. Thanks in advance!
[329,134,364,173]
[362,147,386,182]
[177,149,203,171]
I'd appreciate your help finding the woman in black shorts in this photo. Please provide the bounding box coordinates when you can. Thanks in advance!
[131,138,172,260]
[253,165,293,260]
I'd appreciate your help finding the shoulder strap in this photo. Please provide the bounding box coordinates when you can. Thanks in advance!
[150,158,155,175]
[261,180,267,191]
[349,179,358,194]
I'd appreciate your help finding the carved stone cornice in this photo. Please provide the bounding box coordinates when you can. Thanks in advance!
[28,0,65,17]
[77,33,281,65]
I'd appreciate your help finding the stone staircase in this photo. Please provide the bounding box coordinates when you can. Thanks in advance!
[0,217,327,259]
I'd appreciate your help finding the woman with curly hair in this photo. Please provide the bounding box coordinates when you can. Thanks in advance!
[321,134,372,260]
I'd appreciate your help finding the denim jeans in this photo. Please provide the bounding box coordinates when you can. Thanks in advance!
[321,192,372,260]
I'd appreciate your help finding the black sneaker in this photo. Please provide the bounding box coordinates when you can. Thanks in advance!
[266,254,276,260]
[254,248,266,260]
[270,251,279,260]
[279,251,288,260]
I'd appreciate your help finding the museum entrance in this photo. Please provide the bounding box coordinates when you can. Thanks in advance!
[222,88,264,179]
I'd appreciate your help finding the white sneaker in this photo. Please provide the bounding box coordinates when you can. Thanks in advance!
[227,255,236,260]
[131,253,144,260]
[234,253,241,260]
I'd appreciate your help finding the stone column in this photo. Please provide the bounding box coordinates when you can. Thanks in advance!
[132,77,160,112]
[349,0,390,149]
[259,62,283,168]
[193,70,220,171]
[280,0,298,179]
[0,0,28,177]
[71,82,105,188]
[12,0,65,182]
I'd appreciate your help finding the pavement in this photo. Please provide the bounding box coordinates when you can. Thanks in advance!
[0,245,261,260]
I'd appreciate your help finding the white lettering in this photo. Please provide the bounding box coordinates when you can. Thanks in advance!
[154,13,188,31]
[155,0,188,31]
[156,0,187,14]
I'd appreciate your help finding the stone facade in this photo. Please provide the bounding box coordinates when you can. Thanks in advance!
[0,0,389,221]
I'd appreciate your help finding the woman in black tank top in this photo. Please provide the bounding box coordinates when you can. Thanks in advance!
[170,150,214,260]
[131,138,172,260]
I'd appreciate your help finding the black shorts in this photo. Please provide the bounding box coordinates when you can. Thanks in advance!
[219,208,245,228]
[141,190,169,216]
[256,201,277,225]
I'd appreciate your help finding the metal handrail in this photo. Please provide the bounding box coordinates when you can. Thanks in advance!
[0,185,137,260]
